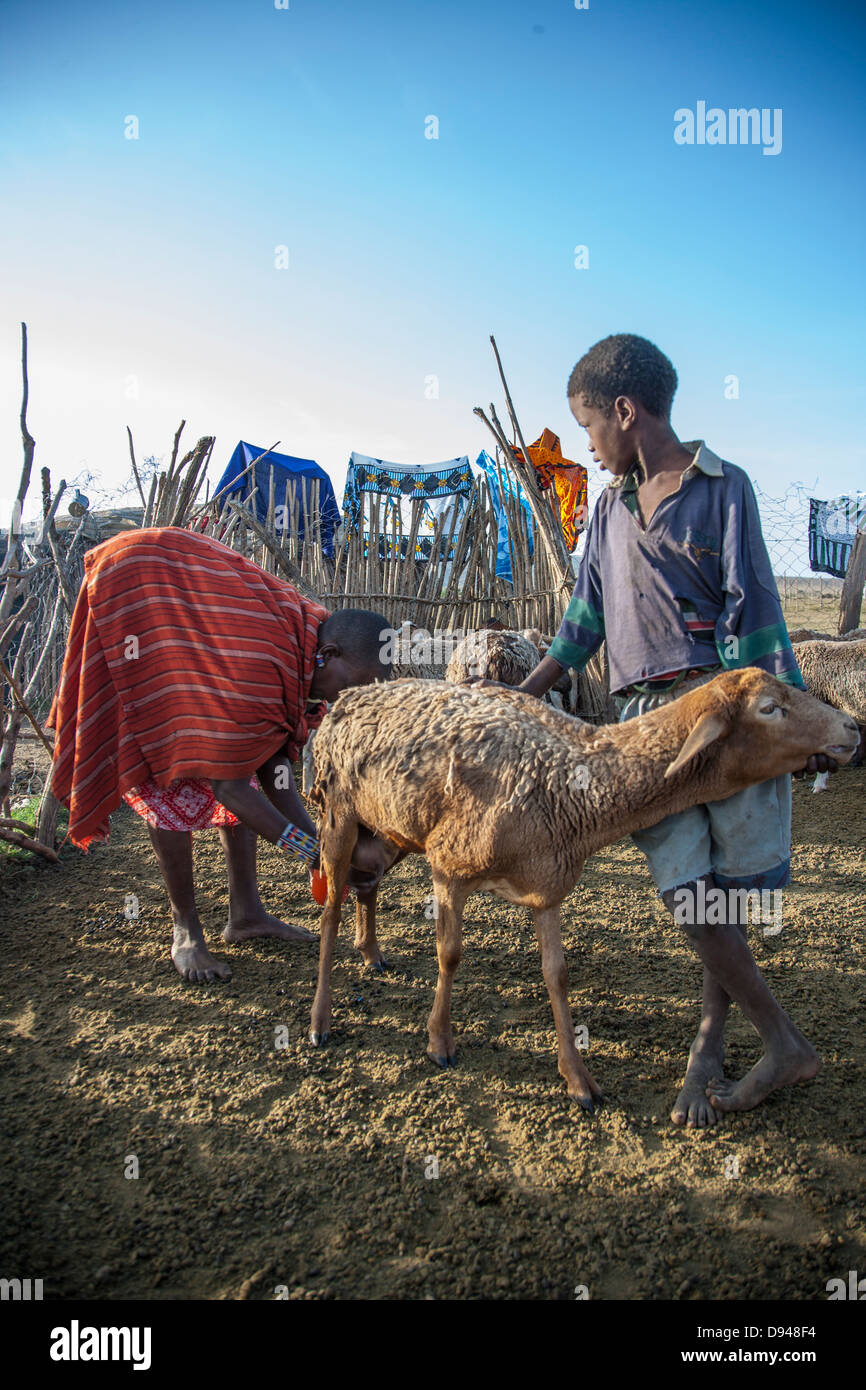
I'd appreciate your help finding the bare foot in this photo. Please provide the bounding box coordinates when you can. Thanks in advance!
[223,912,315,945]
[671,1042,726,1128]
[171,939,232,984]
[707,1039,819,1113]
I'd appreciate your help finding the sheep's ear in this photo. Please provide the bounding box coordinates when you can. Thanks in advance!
[664,711,727,778]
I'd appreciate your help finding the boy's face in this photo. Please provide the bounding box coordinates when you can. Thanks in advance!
[569,393,638,476]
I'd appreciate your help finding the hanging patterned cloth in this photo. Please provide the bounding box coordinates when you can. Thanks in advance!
[809,494,866,578]
[342,452,475,560]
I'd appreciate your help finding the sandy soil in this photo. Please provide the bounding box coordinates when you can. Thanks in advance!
[1,761,864,1302]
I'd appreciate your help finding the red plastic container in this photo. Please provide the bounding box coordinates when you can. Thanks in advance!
[310,870,348,905]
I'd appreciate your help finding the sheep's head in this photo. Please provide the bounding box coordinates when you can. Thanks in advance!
[445,629,540,685]
[664,669,860,783]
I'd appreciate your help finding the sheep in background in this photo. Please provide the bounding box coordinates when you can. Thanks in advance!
[308,670,858,1109]
[445,628,574,712]
[445,628,542,687]
[792,638,866,790]
[394,622,609,721]
[788,627,866,644]
[389,621,450,682]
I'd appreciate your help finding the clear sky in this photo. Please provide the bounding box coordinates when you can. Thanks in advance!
[1,0,864,526]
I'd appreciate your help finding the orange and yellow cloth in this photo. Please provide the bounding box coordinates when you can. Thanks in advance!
[519,429,587,552]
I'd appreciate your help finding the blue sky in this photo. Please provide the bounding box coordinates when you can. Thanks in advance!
[1,0,864,530]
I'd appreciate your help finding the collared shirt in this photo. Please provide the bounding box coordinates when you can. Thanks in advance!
[547,441,804,695]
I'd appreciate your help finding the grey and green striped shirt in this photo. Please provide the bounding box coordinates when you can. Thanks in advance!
[547,442,804,695]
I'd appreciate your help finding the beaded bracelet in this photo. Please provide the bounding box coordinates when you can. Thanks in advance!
[276,821,319,864]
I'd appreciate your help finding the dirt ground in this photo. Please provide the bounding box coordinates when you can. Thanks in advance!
[1,758,864,1302]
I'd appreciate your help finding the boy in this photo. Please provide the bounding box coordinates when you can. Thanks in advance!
[48,526,388,984]
[519,334,836,1124]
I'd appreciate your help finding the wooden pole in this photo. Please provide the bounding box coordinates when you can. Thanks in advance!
[838,530,866,634]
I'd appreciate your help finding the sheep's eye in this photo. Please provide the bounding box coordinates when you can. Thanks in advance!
[759,701,777,715]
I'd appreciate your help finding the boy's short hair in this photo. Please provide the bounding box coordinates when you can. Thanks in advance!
[567,334,678,419]
[319,608,392,673]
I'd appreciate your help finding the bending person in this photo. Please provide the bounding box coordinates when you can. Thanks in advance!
[48,525,389,983]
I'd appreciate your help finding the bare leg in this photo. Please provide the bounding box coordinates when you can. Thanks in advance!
[681,911,818,1114]
[663,875,736,1129]
[354,887,386,970]
[219,823,314,945]
[147,826,231,983]
[533,904,604,1111]
[310,817,358,1045]
[425,875,467,1067]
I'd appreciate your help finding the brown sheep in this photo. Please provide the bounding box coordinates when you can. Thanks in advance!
[308,670,859,1109]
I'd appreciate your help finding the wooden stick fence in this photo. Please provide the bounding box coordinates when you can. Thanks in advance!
[2,332,618,862]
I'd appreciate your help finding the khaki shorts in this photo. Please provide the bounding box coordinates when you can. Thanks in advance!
[618,674,792,895]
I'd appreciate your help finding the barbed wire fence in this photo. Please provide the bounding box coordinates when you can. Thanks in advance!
[584,473,844,621]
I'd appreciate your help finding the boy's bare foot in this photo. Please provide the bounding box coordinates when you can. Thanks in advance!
[671,1043,726,1128]
[223,911,315,945]
[707,1038,819,1113]
[171,939,232,984]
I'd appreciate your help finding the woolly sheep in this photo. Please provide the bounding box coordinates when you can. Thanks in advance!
[445,628,574,711]
[792,639,866,790]
[787,627,866,644]
[308,670,858,1109]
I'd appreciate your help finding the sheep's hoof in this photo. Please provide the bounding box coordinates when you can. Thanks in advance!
[309,1029,329,1046]
[427,1050,458,1069]
[368,956,388,973]
[570,1091,604,1113]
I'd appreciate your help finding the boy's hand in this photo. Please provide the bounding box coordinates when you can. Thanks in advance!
[795,753,839,777]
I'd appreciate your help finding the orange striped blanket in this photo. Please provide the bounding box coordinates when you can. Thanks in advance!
[47,527,330,850]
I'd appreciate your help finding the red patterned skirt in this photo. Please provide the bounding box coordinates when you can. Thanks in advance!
[123,776,257,832]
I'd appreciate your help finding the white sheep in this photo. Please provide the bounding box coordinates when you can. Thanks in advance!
[791,639,866,791]
[308,669,858,1109]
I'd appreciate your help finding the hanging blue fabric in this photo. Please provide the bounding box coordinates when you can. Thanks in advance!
[213,442,341,558]
[475,450,535,584]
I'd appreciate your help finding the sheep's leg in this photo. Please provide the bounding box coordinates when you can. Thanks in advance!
[354,887,386,971]
[533,905,604,1112]
[309,816,358,1046]
[426,876,467,1068]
